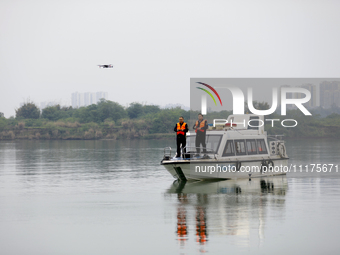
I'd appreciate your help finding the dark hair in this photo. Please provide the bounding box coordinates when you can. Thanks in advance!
[198,113,203,117]
[179,116,184,119]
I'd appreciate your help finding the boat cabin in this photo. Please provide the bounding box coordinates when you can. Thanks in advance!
[185,115,274,159]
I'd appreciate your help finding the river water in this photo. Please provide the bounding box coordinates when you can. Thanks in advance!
[0,139,340,255]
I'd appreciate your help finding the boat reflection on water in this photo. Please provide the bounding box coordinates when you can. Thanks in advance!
[176,194,188,243]
[167,176,288,249]
[169,176,288,195]
[196,204,207,244]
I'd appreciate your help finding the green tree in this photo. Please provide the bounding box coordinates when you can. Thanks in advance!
[42,105,74,121]
[75,104,99,123]
[245,101,271,113]
[15,102,40,119]
[149,107,187,133]
[143,105,160,115]
[0,117,6,131]
[127,103,144,119]
[97,99,127,122]
[0,112,4,118]
[42,105,61,121]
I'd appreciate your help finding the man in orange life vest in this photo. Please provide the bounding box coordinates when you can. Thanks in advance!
[193,113,208,155]
[174,116,188,158]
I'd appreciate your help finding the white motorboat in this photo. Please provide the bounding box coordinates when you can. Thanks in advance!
[161,114,289,181]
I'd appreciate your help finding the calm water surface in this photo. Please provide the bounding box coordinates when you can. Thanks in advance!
[0,139,340,255]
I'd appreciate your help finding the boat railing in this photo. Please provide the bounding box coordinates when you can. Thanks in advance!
[163,146,217,160]
[267,135,285,141]
[163,147,172,159]
[181,146,217,159]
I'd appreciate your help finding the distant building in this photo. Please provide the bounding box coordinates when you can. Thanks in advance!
[71,92,79,108]
[279,85,293,99]
[71,92,108,108]
[320,81,340,108]
[279,85,294,110]
[84,93,90,106]
[96,92,108,103]
[91,93,96,104]
[279,84,317,109]
[296,84,317,108]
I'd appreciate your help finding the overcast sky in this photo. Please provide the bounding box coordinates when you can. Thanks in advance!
[1,0,340,117]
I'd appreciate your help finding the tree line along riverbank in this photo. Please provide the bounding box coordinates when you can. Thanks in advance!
[1,100,340,140]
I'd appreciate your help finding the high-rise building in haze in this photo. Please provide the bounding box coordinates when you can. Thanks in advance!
[279,84,317,109]
[320,81,340,108]
[71,92,108,108]
[91,93,96,105]
[84,93,90,106]
[295,84,317,108]
[96,92,108,103]
[279,85,294,110]
[71,92,79,108]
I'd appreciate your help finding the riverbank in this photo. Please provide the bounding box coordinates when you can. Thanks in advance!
[1,103,340,140]
[0,126,175,140]
[1,125,339,140]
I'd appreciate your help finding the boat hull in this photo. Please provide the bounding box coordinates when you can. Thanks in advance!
[162,158,289,181]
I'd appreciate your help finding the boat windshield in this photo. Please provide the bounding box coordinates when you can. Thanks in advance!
[186,134,222,153]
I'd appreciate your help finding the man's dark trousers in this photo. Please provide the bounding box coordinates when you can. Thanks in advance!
[177,135,186,157]
[196,134,206,154]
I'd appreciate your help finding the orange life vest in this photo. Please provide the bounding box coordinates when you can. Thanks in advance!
[195,120,207,133]
[177,122,187,135]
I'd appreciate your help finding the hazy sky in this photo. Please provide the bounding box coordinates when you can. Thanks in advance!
[1,0,340,117]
